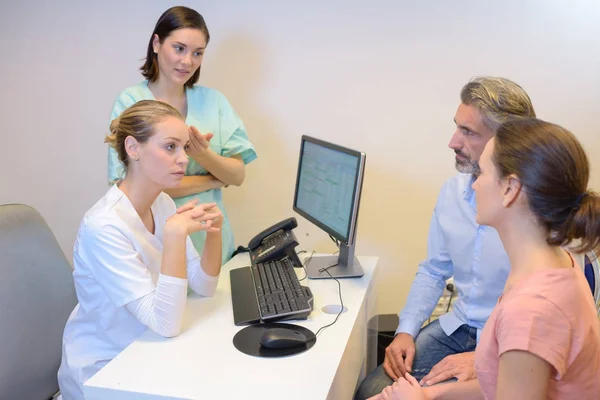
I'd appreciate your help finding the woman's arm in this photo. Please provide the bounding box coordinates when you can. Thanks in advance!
[199,229,222,277]
[495,350,551,400]
[176,201,223,297]
[192,152,245,187]
[187,126,246,186]
[423,379,484,400]
[163,174,225,199]
[125,203,223,336]
[366,374,483,400]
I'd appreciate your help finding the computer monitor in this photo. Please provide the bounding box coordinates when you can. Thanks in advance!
[293,135,366,279]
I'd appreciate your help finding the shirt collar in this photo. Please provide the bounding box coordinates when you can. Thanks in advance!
[463,174,477,210]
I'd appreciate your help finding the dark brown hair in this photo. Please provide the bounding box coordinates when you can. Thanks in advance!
[105,100,183,169]
[140,6,210,89]
[493,118,599,253]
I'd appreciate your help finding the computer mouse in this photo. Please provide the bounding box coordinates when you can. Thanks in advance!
[259,327,308,349]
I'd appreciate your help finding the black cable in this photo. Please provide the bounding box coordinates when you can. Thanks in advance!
[291,250,344,342]
[309,261,344,338]
[298,250,314,282]
[445,283,455,313]
[328,234,340,248]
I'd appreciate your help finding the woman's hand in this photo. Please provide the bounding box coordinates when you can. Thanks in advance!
[370,373,428,400]
[166,200,222,236]
[186,126,213,160]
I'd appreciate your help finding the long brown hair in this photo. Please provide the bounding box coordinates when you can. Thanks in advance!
[493,118,599,253]
[140,6,210,88]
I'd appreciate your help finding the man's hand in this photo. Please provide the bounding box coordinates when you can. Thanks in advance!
[420,351,476,386]
[382,333,416,381]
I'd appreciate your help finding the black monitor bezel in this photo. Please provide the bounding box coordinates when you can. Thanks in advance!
[292,135,365,246]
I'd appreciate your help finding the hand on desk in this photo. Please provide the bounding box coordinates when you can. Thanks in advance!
[383,333,415,380]
[419,351,476,386]
[367,373,428,400]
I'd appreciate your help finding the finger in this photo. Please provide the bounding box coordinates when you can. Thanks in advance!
[382,385,394,400]
[420,362,443,385]
[385,349,403,379]
[389,348,406,378]
[190,204,217,217]
[189,125,201,136]
[188,127,201,141]
[204,132,214,141]
[423,369,454,387]
[197,208,221,221]
[195,202,217,211]
[455,371,472,382]
[382,358,399,381]
[176,199,198,213]
[404,373,421,388]
[404,345,415,373]
[197,138,210,149]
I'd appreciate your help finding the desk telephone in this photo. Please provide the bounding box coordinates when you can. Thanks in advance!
[230,217,313,325]
[248,217,302,267]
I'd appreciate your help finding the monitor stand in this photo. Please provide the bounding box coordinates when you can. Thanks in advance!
[305,243,364,279]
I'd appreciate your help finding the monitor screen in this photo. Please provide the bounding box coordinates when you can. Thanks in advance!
[293,135,365,245]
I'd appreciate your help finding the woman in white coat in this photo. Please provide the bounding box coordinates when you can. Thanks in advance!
[58,100,223,400]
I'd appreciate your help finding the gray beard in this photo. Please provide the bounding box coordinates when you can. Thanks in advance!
[455,160,481,177]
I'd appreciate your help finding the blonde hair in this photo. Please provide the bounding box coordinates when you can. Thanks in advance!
[460,77,536,132]
[105,100,182,168]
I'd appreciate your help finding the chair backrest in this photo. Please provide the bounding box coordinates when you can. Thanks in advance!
[0,204,77,399]
[570,249,600,316]
[583,251,600,316]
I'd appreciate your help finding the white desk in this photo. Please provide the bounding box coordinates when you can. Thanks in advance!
[84,254,379,400]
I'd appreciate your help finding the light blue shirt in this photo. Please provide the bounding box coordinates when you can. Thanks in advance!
[397,173,510,341]
[108,81,257,264]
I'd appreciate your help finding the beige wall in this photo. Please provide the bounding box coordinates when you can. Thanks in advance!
[1,0,599,315]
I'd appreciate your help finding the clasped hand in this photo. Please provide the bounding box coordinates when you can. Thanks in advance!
[367,373,427,400]
[166,199,222,235]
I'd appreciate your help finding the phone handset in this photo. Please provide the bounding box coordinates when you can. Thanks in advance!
[248,217,302,266]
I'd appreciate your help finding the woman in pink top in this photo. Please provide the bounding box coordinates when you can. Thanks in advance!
[370,118,600,400]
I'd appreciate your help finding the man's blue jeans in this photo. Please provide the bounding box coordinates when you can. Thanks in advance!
[354,320,477,400]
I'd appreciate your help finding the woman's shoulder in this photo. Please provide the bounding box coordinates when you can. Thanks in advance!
[111,82,154,118]
[79,186,129,232]
[114,81,152,103]
[188,84,228,103]
[501,268,592,321]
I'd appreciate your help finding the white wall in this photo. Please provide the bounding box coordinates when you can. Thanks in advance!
[1,0,599,315]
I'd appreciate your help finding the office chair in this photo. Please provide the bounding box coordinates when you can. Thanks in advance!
[0,204,77,399]
[570,248,600,315]
[582,251,599,315]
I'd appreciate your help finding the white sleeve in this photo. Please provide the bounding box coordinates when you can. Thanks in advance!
[77,221,156,307]
[125,273,188,337]
[155,193,220,297]
[186,236,219,297]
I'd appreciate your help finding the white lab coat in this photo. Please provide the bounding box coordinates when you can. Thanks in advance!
[57,185,218,400]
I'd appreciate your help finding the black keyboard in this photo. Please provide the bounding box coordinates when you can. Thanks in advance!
[230,257,314,326]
